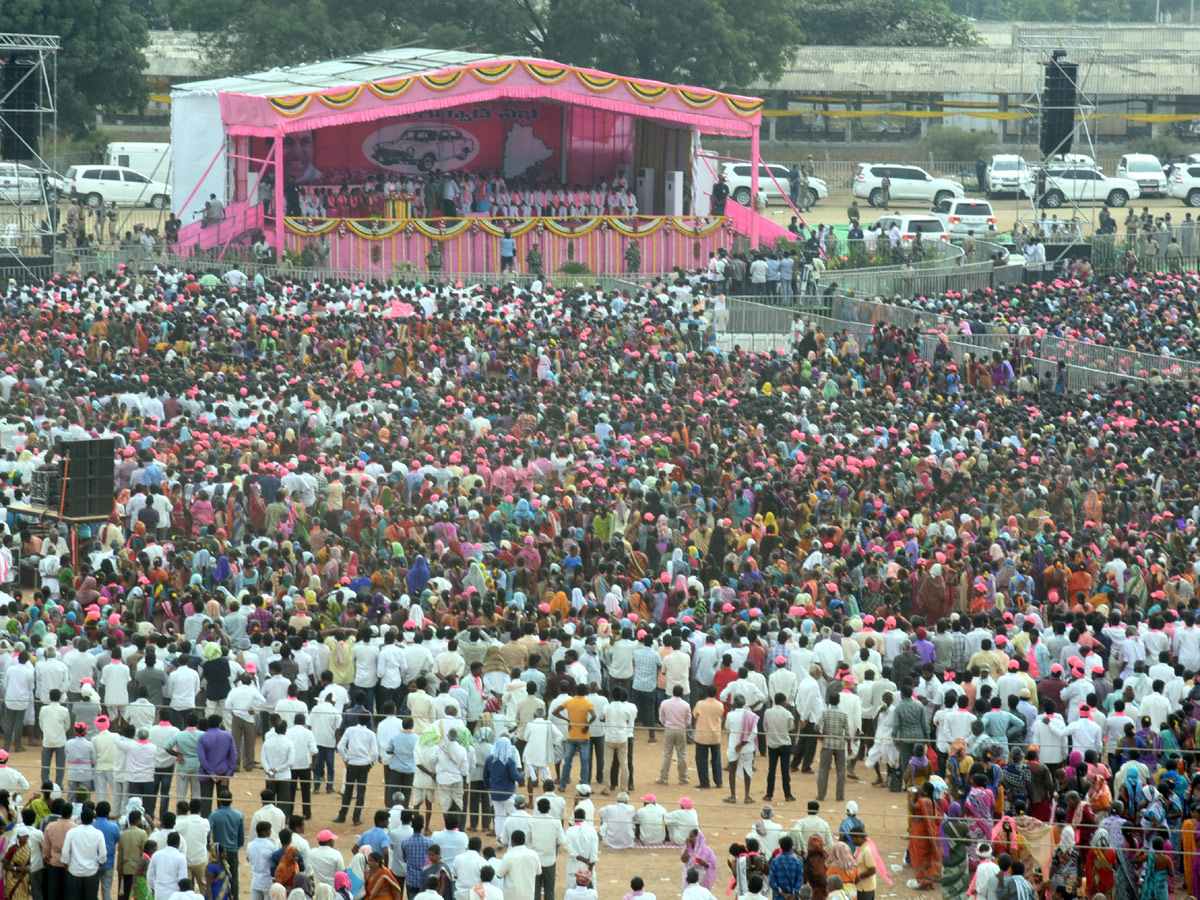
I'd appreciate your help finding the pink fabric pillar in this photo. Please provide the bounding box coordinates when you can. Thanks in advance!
[273,132,285,254]
[749,123,760,248]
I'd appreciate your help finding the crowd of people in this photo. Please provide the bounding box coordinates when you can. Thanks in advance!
[0,250,1196,900]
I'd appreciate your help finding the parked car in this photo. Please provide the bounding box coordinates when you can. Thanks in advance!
[1040,167,1140,208]
[984,155,1033,198]
[874,214,951,243]
[1116,153,1167,197]
[1168,163,1200,206]
[853,164,964,208]
[64,165,170,209]
[932,198,999,237]
[0,162,62,204]
[371,126,476,171]
[721,162,828,208]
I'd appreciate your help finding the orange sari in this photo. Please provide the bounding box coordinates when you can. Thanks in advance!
[909,796,942,888]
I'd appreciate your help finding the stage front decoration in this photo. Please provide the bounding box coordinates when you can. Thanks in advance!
[285,215,726,241]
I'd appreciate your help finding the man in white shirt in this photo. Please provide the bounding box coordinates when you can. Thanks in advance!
[432,729,472,816]
[563,810,599,876]
[1,651,34,751]
[1065,705,1103,756]
[1030,699,1069,766]
[166,664,200,728]
[633,795,666,843]
[495,831,540,900]
[146,832,189,900]
[226,672,267,771]
[309,697,341,794]
[451,835,486,900]
[260,721,296,820]
[526,798,565,900]
[287,714,319,821]
[598,793,636,849]
[377,634,407,711]
[175,799,211,888]
[62,807,109,898]
[307,829,345,886]
[39,689,72,786]
[245,822,276,900]
[335,721,378,825]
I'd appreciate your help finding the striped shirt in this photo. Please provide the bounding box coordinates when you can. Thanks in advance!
[631,647,661,692]
[819,707,851,752]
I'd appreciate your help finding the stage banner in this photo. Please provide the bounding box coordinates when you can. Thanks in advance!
[283,102,563,181]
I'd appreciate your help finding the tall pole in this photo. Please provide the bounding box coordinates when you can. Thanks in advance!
[273,130,285,257]
[749,121,760,249]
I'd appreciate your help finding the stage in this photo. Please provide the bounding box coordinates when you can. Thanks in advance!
[170,49,782,275]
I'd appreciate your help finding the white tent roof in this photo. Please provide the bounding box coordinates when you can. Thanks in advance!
[175,47,504,98]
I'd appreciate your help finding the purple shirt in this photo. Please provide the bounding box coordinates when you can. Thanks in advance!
[914,639,937,666]
[197,727,238,781]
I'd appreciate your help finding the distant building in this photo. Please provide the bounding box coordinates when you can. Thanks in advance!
[746,23,1200,144]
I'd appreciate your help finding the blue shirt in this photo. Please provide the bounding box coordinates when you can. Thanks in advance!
[209,804,246,852]
[499,237,515,257]
[356,827,389,856]
[401,833,432,879]
[770,852,804,894]
[387,732,418,774]
[93,818,120,871]
[631,647,661,692]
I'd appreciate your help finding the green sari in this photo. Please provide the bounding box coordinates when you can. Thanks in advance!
[942,819,971,900]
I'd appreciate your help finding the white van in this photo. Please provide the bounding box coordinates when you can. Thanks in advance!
[104,142,172,180]
[1116,153,1168,197]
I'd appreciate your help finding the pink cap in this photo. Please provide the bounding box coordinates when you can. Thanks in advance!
[318,829,338,842]
[679,797,693,809]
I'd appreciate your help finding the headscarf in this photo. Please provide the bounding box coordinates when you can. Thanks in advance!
[685,830,718,890]
[269,886,287,900]
[490,736,517,767]
[941,801,963,859]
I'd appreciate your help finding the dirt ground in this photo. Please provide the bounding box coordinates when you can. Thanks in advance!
[4,733,926,900]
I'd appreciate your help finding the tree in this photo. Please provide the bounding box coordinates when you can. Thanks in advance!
[1,0,148,133]
[796,0,977,46]
[167,0,802,89]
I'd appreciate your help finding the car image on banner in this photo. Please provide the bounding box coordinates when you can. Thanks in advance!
[367,124,479,172]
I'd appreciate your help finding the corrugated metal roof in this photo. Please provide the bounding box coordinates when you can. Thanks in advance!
[974,20,1200,51]
[144,29,207,79]
[753,45,1200,97]
[175,48,508,97]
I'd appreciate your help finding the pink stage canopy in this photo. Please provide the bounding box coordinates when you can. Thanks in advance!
[170,48,763,224]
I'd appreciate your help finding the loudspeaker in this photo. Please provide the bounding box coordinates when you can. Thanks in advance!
[1,56,40,161]
[663,170,684,216]
[1040,58,1077,158]
[54,438,115,518]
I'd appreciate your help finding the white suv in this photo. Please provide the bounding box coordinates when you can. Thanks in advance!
[984,155,1033,198]
[722,162,828,208]
[1168,163,1200,207]
[853,164,964,208]
[874,214,950,243]
[65,164,170,209]
[1040,167,1140,208]
[933,198,998,237]
[1116,153,1167,197]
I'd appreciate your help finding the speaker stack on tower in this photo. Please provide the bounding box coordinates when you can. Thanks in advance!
[31,439,116,518]
[1040,55,1077,159]
[1,55,41,161]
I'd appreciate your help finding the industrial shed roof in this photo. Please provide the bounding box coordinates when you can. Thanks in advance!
[752,45,1200,97]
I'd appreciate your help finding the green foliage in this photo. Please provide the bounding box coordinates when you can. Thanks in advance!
[1121,135,1189,160]
[0,0,148,134]
[557,261,594,275]
[1014,0,1079,19]
[798,0,977,46]
[167,0,802,88]
[922,127,994,162]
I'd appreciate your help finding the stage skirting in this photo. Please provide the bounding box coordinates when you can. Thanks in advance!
[279,214,731,277]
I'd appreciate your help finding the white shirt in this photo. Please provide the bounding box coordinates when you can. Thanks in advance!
[115,737,156,782]
[377,645,407,689]
[495,845,540,900]
[337,725,378,766]
[100,661,132,705]
[147,845,189,898]
[261,732,296,779]
[288,725,318,769]
[175,814,210,867]
[309,702,341,747]
[167,667,200,709]
[307,845,344,886]
[451,849,486,900]
[1065,716,1103,754]
[634,804,666,843]
[598,802,635,849]
[62,823,108,876]
[39,703,71,748]
[563,822,599,867]
[1030,713,1068,764]
[226,684,268,723]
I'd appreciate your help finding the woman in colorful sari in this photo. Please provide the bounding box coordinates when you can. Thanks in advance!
[364,852,401,900]
[204,844,231,900]
[2,828,31,900]
[1049,825,1079,898]
[909,781,942,890]
[1100,803,1137,900]
[965,773,996,871]
[828,839,858,898]
[1087,827,1117,900]
[1134,837,1172,900]
[680,829,718,895]
[940,802,970,900]
[1181,803,1200,897]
